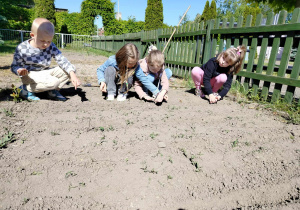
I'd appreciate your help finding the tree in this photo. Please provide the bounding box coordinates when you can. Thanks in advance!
[194,13,202,23]
[0,0,34,30]
[145,0,163,30]
[246,0,299,13]
[201,0,211,22]
[34,0,56,25]
[210,0,217,20]
[179,14,192,25]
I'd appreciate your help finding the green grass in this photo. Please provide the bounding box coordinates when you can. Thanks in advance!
[62,46,114,57]
[0,40,19,55]
[230,80,300,124]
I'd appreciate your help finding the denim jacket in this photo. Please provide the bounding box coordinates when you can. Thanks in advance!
[96,55,159,96]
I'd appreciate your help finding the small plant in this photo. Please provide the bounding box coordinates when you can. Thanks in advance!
[168,157,173,163]
[30,171,42,175]
[0,129,15,148]
[167,175,173,180]
[23,198,30,205]
[10,84,22,103]
[231,139,239,148]
[50,131,60,136]
[3,108,14,117]
[65,171,77,178]
[126,120,133,125]
[150,132,158,139]
[108,125,115,131]
[99,126,105,132]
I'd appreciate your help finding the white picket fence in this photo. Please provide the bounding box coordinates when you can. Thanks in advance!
[0,29,93,49]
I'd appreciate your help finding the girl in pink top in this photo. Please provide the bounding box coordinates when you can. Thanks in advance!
[134,50,172,103]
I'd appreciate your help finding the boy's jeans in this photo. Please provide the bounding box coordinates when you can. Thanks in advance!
[21,67,70,93]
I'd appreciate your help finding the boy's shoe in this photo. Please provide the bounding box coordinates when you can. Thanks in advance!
[19,85,40,101]
[48,90,67,101]
[117,93,128,101]
[195,88,205,98]
[106,94,115,101]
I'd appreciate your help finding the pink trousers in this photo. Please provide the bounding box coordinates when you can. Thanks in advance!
[191,67,227,92]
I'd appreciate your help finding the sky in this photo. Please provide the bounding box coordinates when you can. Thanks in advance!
[54,0,212,28]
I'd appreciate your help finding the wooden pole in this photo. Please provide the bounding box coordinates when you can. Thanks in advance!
[162,5,191,54]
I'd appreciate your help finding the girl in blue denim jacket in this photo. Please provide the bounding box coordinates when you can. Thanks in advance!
[96,43,161,101]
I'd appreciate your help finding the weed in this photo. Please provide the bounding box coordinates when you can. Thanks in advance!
[99,126,105,132]
[113,139,118,145]
[141,165,158,174]
[0,129,15,148]
[108,125,115,131]
[150,132,158,139]
[65,171,77,178]
[10,84,22,103]
[50,131,60,136]
[3,108,14,117]
[68,184,78,191]
[168,157,173,163]
[167,175,173,180]
[126,120,133,125]
[30,171,42,175]
[79,182,86,187]
[245,142,251,146]
[231,139,239,148]
[23,198,30,205]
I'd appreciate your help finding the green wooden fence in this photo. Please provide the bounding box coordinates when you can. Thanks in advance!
[92,9,300,103]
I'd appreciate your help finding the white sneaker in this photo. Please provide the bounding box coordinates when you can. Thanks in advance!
[117,93,127,101]
[106,94,114,101]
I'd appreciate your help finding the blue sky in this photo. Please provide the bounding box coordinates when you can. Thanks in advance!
[54,0,211,28]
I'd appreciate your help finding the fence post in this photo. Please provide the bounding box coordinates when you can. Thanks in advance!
[20,30,24,42]
[61,34,64,49]
[203,20,212,64]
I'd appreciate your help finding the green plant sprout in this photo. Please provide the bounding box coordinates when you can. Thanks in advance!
[10,84,21,103]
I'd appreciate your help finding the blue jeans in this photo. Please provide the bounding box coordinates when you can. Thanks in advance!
[143,68,172,93]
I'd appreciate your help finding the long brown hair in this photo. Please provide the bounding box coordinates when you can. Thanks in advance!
[116,43,140,85]
[216,45,246,74]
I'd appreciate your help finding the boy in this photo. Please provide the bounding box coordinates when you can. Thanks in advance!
[11,18,81,101]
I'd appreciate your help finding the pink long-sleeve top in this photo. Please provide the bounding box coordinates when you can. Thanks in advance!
[134,58,169,99]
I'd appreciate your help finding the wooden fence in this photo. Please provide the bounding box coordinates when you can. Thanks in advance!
[92,9,300,104]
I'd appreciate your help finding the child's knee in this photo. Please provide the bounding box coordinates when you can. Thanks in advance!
[191,67,203,76]
[106,66,116,76]
[217,74,227,83]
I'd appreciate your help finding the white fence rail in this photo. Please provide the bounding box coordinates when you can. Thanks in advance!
[0,29,93,49]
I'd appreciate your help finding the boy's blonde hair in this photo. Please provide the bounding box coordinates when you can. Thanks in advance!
[146,50,164,67]
[31,18,55,36]
[216,45,246,74]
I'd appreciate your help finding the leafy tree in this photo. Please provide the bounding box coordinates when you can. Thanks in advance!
[145,0,164,30]
[179,14,192,25]
[34,0,56,25]
[0,0,34,30]
[246,0,299,13]
[194,13,202,23]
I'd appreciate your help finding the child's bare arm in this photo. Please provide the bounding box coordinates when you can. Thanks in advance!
[70,71,81,90]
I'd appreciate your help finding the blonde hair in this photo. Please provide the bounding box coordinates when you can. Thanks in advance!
[31,18,55,36]
[216,45,246,74]
[116,43,140,87]
[146,50,164,68]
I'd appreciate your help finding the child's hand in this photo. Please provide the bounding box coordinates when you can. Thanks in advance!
[163,94,168,101]
[209,94,218,104]
[17,68,28,76]
[143,95,154,101]
[216,95,221,101]
[70,71,81,90]
[154,90,167,103]
[100,82,107,92]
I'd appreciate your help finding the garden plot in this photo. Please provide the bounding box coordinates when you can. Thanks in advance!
[0,51,299,209]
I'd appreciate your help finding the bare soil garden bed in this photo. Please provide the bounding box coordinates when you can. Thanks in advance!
[0,50,299,209]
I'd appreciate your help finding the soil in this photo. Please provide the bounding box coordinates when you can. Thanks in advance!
[0,50,299,210]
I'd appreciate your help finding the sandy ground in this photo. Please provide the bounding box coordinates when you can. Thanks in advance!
[0,51,299,209]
